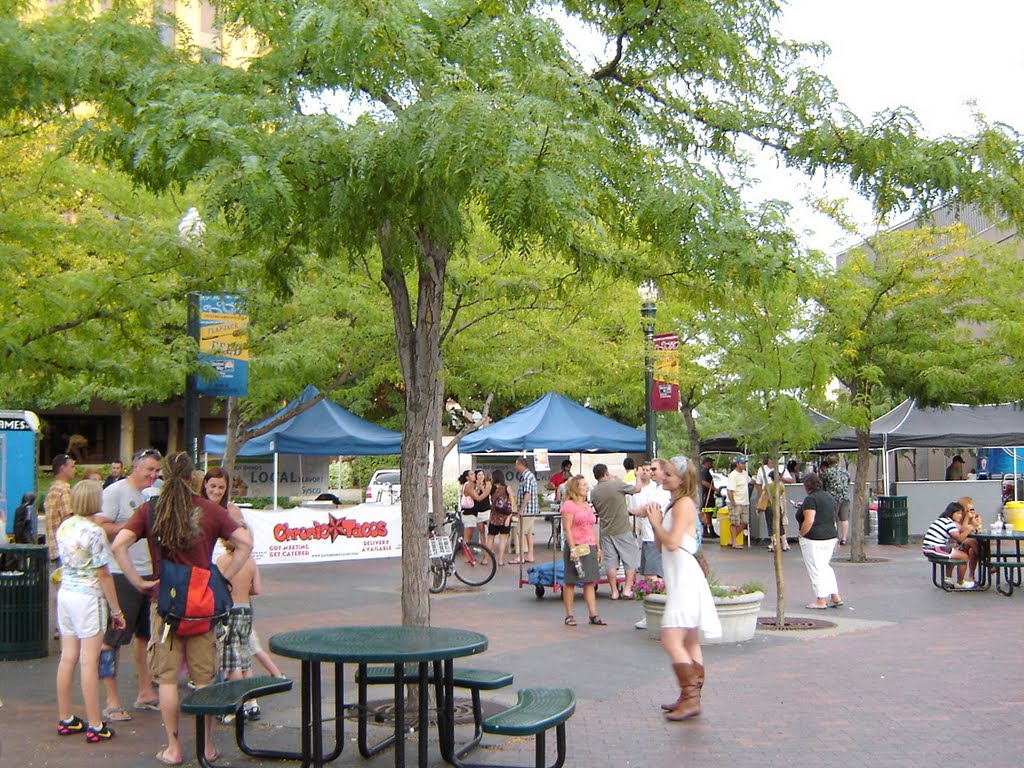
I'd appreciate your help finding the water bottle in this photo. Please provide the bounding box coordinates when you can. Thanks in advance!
[574,557,585,579]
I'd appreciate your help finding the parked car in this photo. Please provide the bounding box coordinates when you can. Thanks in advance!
[365,469,401,503]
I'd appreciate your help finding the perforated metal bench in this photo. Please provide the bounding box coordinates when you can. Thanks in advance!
[180,675,292,768]
[924,550,966,591]
[461,687,576,768]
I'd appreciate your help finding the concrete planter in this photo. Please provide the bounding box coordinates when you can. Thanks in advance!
[643,589,764,643]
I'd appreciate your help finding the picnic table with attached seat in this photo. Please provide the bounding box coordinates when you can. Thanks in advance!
[970,529,1024,596]
[269,625,487,768]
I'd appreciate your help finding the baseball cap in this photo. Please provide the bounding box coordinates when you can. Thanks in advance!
[734,456,748,464]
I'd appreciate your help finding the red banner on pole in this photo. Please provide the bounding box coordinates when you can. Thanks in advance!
[652,333,679,412]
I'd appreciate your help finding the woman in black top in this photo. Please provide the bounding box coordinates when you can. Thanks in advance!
[796,474,844,610]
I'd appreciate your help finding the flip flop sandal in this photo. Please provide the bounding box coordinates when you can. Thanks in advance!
[828,600,845,608]
[155,749,183,766]
[804,603,828,610]
[588,615,608,625]
[102,707,132,721]
[134,700,160,711]
[564,616,577,626]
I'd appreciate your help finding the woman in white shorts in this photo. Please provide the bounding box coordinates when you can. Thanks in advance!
[55,480,126,743]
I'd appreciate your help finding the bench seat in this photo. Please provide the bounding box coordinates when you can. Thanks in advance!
[180,675,292,768]
[460,687,575,768]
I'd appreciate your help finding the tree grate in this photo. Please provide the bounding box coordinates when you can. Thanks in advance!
[757,617,837,631]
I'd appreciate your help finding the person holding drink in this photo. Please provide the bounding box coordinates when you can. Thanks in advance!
[560,475,605,627]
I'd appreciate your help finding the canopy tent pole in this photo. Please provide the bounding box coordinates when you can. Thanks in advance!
[273,451,280,509]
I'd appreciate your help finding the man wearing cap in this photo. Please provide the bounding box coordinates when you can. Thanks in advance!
[95,448,162,718]
[726,457,751,549]
[945,455,967,481]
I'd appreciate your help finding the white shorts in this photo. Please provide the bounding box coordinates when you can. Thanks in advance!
[57,589,108,639]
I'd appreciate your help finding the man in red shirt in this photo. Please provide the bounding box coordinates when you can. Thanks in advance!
[112,452,252,767]
[546,459,574,503]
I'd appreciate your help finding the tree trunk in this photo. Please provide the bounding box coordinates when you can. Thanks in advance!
[849,428,871,563]
[380,222,448,628]
[771,475,786,627]
[221,396,242,489]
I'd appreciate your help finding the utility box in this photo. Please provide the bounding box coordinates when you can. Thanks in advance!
[1,410,39,540]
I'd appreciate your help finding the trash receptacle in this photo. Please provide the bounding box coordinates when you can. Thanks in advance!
[0,544,49,660]
[876,496,909,545]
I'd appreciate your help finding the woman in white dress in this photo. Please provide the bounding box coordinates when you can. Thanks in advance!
[635,456,721,721]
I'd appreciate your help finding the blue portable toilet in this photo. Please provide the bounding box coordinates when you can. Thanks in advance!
[1,411,39,538]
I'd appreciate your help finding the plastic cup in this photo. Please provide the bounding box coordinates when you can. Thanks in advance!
[1005,523,1015,534]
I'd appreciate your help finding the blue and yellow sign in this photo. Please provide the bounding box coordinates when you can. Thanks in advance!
[198,293,249,397]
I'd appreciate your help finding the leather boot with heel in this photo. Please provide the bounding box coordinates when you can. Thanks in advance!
[665,662,702,721]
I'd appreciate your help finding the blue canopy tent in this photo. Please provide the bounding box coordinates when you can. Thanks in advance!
[458,392,646,454]
[203,385,402,501]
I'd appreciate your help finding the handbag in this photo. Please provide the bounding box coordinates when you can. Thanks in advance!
[156,561,233,637]
[757,491,770,512]
[460,494,475,510]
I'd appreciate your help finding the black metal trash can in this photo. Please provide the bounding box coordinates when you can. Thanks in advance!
[0,544,50,660]
[876,496,909,545]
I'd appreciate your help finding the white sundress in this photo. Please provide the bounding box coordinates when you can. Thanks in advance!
[661,514,722,640]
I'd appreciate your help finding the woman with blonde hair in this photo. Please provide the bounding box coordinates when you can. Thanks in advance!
[560,474,605,626]
[634,457,721,720]
[55,480,126,742]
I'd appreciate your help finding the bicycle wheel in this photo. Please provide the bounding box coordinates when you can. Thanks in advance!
[429,562,448,594]
[454,542,497,587]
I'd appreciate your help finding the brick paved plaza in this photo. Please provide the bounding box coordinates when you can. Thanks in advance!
[3,527,1022,768]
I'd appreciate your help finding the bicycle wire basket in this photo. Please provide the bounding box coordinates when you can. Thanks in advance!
[428,534,453,561]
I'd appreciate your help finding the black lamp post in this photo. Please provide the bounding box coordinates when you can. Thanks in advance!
[638,281,659,461]
[178,208,205,464]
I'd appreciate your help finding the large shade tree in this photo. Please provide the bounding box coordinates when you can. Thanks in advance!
[7,1,1024,625]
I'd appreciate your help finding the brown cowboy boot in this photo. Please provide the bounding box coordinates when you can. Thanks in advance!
[661,661,704,711]
[661,662,688,711]
[665,662,701,721]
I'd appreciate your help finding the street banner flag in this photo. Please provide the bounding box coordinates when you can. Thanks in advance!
[652,333,679,412]
[198,293,249,397]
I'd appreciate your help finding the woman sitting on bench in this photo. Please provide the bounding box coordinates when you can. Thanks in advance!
[922,501,978,589]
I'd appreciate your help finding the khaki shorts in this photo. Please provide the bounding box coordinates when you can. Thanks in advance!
[518,516,536,535]
[729,503,750,526]
[147,605,217,686]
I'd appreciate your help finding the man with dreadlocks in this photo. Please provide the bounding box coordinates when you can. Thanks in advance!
[112,452,253,767]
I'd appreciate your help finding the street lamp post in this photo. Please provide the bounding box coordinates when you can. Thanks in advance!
[637,281,659,461]
[178,208,206,464]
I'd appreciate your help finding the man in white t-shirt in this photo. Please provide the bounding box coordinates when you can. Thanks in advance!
[630,461,671,629]
[726,457,751,549]
[95,449,161,718]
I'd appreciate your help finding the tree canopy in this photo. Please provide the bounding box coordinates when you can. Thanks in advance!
[7,0,1024,623]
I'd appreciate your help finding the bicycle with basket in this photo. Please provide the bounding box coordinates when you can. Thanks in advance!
[428,509,497,593]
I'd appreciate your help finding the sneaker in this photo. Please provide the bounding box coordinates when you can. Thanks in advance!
[957,581,976,590]
[634,617,648,630]
[220,713,236,725]
[85,723,115,743]
[244,702,261,721]
[57,715,85,735]
[943,577,956,587]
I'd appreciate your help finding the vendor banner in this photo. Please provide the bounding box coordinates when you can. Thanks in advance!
[239,502,402,565]
[652,332,680,412]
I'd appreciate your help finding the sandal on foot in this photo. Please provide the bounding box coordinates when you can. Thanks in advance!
[134,699,160,711]
[805,603,828,610]
[588,615,608,625]
[564,616,577,626]
[828,599,845,608]
[619,591,635,599]
[155,749,183,766]
[102,707,132,721]
[85,723,115,743]
[57,715,85,735]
